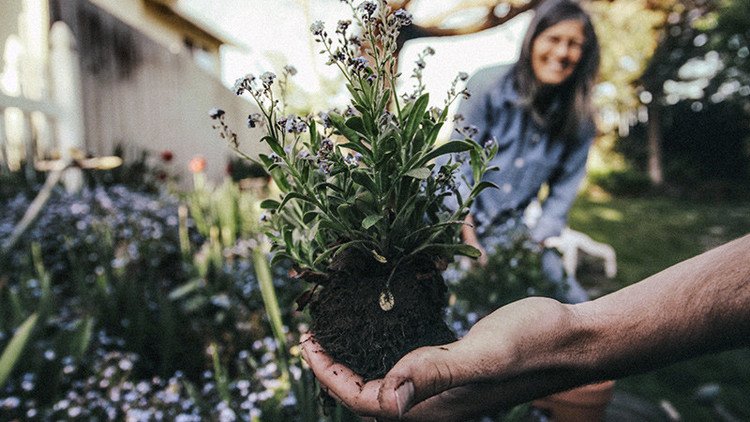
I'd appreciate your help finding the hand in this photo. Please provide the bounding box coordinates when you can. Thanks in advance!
[300,297,573,421]
[300,236,750,420]
[461,215,488,267]
[464,236,488,268]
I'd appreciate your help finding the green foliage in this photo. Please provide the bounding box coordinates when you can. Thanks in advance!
[616,100,750,198]
[589,0,666,130]
[0,314,38,388]
[449,224,555,330]
[0,177,323,419]
[588,168,653,197]
[214,0,497,276]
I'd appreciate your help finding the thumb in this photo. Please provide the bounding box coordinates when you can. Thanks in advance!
[377,343,467,418]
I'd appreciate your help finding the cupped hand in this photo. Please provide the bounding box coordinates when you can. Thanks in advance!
[300,297,571,421]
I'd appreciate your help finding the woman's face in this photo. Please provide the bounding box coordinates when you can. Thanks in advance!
[531,19,586,86]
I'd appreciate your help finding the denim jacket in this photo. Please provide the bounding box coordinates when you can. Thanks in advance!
[452,64,594,244]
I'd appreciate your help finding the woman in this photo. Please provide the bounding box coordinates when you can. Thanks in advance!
[456,0,600,304]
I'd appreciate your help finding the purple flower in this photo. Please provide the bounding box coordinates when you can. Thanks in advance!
[247,113,263,128]
[283,65,297,76]
[359,1,377,19]
[337,20,351,33]
[349,56,369,72]
[394,9,412,27]
[232,78,245,95]
[260,72,276,86]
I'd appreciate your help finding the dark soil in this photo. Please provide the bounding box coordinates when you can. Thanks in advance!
[308,252,456,380]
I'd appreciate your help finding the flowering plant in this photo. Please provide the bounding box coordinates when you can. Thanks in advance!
[213,0,496,283]
[212,0,498,379]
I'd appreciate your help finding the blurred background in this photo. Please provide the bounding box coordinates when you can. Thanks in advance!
[0,0,748,420]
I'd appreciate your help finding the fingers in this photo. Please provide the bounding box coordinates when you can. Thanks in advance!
[299,333,383,416]
[299,334,492,420]
[377,343,468,418]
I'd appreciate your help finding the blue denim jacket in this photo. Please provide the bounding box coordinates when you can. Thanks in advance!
[452,64,594,244]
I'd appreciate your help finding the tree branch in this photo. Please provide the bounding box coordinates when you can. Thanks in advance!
[396,0,542,49]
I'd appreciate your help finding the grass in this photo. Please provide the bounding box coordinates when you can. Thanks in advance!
[568,192,750,421]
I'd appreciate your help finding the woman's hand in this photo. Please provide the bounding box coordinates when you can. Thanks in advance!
[300,297,575,421]
[462,214,488,267]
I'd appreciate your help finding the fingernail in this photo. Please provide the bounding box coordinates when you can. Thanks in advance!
[394,381,414,418]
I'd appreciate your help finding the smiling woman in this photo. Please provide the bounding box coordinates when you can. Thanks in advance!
[454,0,601,305]
[530,19,585,85]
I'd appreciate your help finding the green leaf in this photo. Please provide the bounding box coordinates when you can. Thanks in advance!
[470,149,482,183]
[278,192,316,209]
[336,203,353,222]
[169,278,205,300]
[313,239,372,267]
[449,244,483,258]
[401,220,466,241]
[362,214,383,229]
[0,313,38,388]
[261,136,286,158]
[425,122,444,147]
[404,93,430,141]
[314,182,344,193]
[412,243,482,258]
[271,252,291,266]
[346,116,368,136]
[377,89,391,114]
[269,168,290,191]
[371,249,388,263]
[329,113,361,142]
[260,199,281,210]
[258,154,273,167]
[303,211,319,224]
[346,83,365,105]
[418,140,475,167]
[351,170,377,193]
[471,181,499,197]
[340,142,373,160]
[71,316,95,359]
[309,119,319,150]
[404,167,432,180]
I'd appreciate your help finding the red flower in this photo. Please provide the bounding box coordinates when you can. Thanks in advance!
[160,150,174,162]
[189,156,207,173]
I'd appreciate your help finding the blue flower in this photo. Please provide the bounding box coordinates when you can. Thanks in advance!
[310,21,325,36]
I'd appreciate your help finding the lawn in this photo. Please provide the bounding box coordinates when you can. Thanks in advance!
[568,193,750,421]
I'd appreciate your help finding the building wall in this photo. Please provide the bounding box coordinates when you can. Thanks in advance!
[85,0,222,75]
[50,0,265,183]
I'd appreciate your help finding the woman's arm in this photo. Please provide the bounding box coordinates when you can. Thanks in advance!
[301,235,750,421]
[461,214,487,266]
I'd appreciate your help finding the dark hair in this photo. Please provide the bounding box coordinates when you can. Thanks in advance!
[513,0,600,140]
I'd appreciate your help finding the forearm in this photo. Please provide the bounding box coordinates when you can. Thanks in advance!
[467,234,750,407]
[570,234,750,379]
